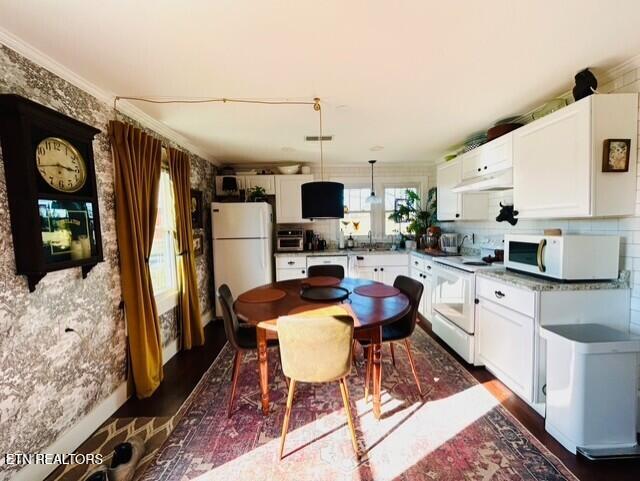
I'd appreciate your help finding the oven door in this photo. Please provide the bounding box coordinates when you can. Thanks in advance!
[277,237,303,251]
[432,264,475,334]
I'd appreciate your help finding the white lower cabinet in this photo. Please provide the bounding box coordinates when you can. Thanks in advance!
[476,298,535,402]
[351,253,409,283]
[409,253,433,319]
[276,267,307,281]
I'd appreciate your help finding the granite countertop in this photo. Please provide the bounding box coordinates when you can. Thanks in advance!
[274,248,419,257]
[477,269,631,292]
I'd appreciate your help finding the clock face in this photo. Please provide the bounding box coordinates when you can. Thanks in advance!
[36,137,87,193]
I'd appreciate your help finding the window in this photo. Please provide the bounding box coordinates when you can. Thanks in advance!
[341,187,371,237]
[150,171,178,311]
[384,186,418,235]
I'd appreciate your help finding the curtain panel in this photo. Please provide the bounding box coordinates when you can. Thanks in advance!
[109,120,163,398]
[168,148,205,349]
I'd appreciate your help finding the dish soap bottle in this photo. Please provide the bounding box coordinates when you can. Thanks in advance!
[346,234,355,249]
[338,229,345,249]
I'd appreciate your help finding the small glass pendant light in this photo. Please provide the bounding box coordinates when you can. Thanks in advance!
[365,160,383,205]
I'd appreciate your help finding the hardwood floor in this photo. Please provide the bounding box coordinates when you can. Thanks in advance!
[116,317,639,481]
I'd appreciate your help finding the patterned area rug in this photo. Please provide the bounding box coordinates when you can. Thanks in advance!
[45,417,175,481]
[139,328,577,481]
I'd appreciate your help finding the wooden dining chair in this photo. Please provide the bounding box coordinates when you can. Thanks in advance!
[363,275,424,399]
[218,284,278,418]
[277,314,359,459]
[307,264,345,279]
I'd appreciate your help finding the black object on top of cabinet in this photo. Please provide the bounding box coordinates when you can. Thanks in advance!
[0,94,103,292]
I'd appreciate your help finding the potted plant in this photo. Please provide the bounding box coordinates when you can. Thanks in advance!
[246,186,267,202]
[387,188,437,247]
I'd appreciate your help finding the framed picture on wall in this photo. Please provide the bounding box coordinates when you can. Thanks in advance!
[190,189,204,228]
[602,139,631,172]
[193,231,204,257]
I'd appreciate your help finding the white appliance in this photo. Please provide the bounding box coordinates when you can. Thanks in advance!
[431,256,503,364]
[540,324,640,457]
[452,168,513,193]
[504,234,620,281]
[212,202,273,315]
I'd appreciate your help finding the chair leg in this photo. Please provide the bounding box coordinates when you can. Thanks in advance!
[338,378,359,457]
[403,339,422,396]
[364,346,372,402]
[227,350,243,418]
[279,379,297,460]
[390,342,396,367]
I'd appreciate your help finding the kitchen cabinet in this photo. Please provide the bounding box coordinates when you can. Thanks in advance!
[244,175,275,195]
[513,93,638,219]
[476,296,535,402]
[475,274,631,415]
[350,253,409,283]
[409,253,433,319]
[437,159,489,221]
[276,267,306,281]
[275,255,306,281]
[274,174,313,224]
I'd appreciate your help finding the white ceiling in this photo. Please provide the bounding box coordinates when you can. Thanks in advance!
[2,0,640,165]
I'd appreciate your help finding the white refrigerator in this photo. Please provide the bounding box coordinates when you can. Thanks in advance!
[212,202,273,316]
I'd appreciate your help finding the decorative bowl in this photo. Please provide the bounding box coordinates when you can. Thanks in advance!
[277,164,300,175]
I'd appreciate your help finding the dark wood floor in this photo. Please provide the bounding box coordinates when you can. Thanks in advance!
[115,317,639,481]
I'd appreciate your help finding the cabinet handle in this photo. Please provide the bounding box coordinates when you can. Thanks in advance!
[494,290,505,299]
[414,261,419,265]
[287,261,294,265]
[477,167,481,172]
[474,298,479,304]
[302,270,305,274]
[356,256,364,260]
[427,265,431,270]
[374,268,378,272]
[484,165,488,170]
[455,213,460,218]
[380,267,384,271]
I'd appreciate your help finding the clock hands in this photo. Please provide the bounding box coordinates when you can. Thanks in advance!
[38,162,77,172]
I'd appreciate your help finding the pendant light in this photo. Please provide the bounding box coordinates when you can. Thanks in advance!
[365,160,383,205]
[301,98,344,220]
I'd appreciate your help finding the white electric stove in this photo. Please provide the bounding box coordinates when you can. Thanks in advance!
[431,256,503,364]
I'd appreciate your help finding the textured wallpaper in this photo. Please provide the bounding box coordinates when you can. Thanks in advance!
[0,43,215,480]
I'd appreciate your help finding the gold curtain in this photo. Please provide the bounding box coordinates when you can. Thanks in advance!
[168,148,205,349]
[109,120,163,398]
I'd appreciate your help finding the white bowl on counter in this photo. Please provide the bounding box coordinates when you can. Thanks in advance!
[277,164,300,175]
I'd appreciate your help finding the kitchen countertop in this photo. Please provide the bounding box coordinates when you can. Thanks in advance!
[477,269,631,292]
[274,248,438,258]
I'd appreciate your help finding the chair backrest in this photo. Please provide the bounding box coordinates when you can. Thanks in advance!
[277,315,354,383]
[393,275,424,335]
[218,284,242,351]
[307,264,345,279]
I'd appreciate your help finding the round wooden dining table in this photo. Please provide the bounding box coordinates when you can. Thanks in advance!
[234,276,411,420]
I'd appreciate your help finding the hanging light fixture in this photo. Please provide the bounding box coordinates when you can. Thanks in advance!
[365,159,383,205]
[301,98,344,220]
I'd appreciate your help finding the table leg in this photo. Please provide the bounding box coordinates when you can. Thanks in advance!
[372,327,382,419]
[257,327,270,415]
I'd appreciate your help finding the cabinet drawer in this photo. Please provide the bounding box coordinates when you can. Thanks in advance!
[306,256,348,268]
[410,254,433,274]
[477,277,535,317]
[276,256,306,269]
[359,253,409,267]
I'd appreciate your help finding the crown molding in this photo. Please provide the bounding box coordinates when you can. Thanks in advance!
[598,52,640,84]
[0,26,218,165]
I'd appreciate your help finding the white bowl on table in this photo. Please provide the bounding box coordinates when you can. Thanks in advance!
[277,164,300,175]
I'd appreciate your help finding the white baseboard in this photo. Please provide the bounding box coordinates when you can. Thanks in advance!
[10,382,129,481]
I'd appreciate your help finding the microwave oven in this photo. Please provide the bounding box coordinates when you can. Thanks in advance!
[504,234,620,281]
[276,228,304,252]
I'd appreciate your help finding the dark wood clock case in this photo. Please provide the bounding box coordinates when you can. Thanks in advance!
[0,94,104,291]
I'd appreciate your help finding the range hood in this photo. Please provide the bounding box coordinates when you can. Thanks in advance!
[452,168,513,193]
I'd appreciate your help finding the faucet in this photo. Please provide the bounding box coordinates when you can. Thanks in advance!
[459,233,475,251]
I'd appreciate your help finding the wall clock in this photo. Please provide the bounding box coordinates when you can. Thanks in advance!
[0,94,104,292]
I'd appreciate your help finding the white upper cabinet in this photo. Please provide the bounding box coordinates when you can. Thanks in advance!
[513,93,638,219]
[437,158,489,221]
[274,174,313,224]
[244,175,275,195]
[462,133,513,180]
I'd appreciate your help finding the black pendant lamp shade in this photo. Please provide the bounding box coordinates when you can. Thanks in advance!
[301,181,344,220]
